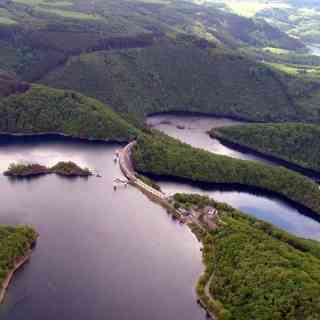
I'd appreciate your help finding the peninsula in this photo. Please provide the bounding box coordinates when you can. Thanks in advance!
[0,225,38,303]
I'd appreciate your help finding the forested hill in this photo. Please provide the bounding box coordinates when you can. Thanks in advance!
[213,123,320,173]
[0,85,138,141]
[132,133,320,215]
[41,41,320,123]
[0,0,319,124]
[0,0,305,82]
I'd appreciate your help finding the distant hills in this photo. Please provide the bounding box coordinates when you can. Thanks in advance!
[0,0,319,125]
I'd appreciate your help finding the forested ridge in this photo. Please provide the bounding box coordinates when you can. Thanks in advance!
[187,194,320,320]
[41,41,320,123]
[0,0,319,124]
[0,85,138,141]
[132,133,320,215]
[213,123,320,173]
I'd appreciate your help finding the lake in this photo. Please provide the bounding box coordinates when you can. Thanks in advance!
[0,135,206,320]
[147,114,320,240]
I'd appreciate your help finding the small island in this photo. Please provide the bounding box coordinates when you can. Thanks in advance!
[50,161,92,177]
[4,161,92,178]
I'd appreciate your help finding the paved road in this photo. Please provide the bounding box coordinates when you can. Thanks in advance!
[119,141,166,199]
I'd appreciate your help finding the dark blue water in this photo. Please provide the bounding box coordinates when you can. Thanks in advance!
[0,136,205,320]
[147,114,320,240]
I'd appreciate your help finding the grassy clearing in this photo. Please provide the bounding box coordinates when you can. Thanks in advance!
[36,7,100,20]
[263,47,291,54]
[266,62,320,78]
[222,0,290,17]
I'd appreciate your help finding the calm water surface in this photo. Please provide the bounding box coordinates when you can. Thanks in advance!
[0,136,205,320]
[147,114,320,240]
[147,114,272,163]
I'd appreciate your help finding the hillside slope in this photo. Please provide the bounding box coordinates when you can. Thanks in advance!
[41,41,320,122]
[0,85,138,141]
[189,201,320,320]
[213,123,320,173]
[132,133,320,215]
[0,0,304,82]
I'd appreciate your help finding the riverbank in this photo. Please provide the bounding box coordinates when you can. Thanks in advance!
[131,134,320,217]
[0,226,38,304]
[119,143,218,318]
[119,143,320,320]
[211,125,320,181]
[0,250,32,304]
[212,132,320,180]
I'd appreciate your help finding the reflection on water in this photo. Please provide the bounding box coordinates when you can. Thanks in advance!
[147,114,320,241]
[159,180,320,240]
[147,114,272,163]
[0,136,205,320]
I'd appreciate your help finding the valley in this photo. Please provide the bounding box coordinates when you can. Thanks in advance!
[0,0,319,319]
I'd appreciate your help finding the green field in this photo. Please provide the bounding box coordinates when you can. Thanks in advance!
[266,62,320,78]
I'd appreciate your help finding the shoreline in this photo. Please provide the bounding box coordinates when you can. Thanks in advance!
[146,110,263,124]
[119,142,217,319]
[0,131,128,145]
[141,172,320,222]
[119,140,320,318]
[212,131,320,181]
[0,250,32,304]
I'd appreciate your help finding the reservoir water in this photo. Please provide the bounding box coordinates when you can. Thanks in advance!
[1,113,320,319]
[147,113,272,163]
[147,114,320,240]
[0,135,205,320]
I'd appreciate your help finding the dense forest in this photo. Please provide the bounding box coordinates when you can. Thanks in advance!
[0,84,138,141]
[0,0,319,124]
[185,193,320,320]
[213,123,320,173]
[132,133,320,215]
[4,161,91,177]
[0,0,320,318]
[41,42,315,122]
[0,225,37,287]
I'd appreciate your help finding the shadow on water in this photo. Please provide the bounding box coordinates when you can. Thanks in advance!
[147,173,320,223]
